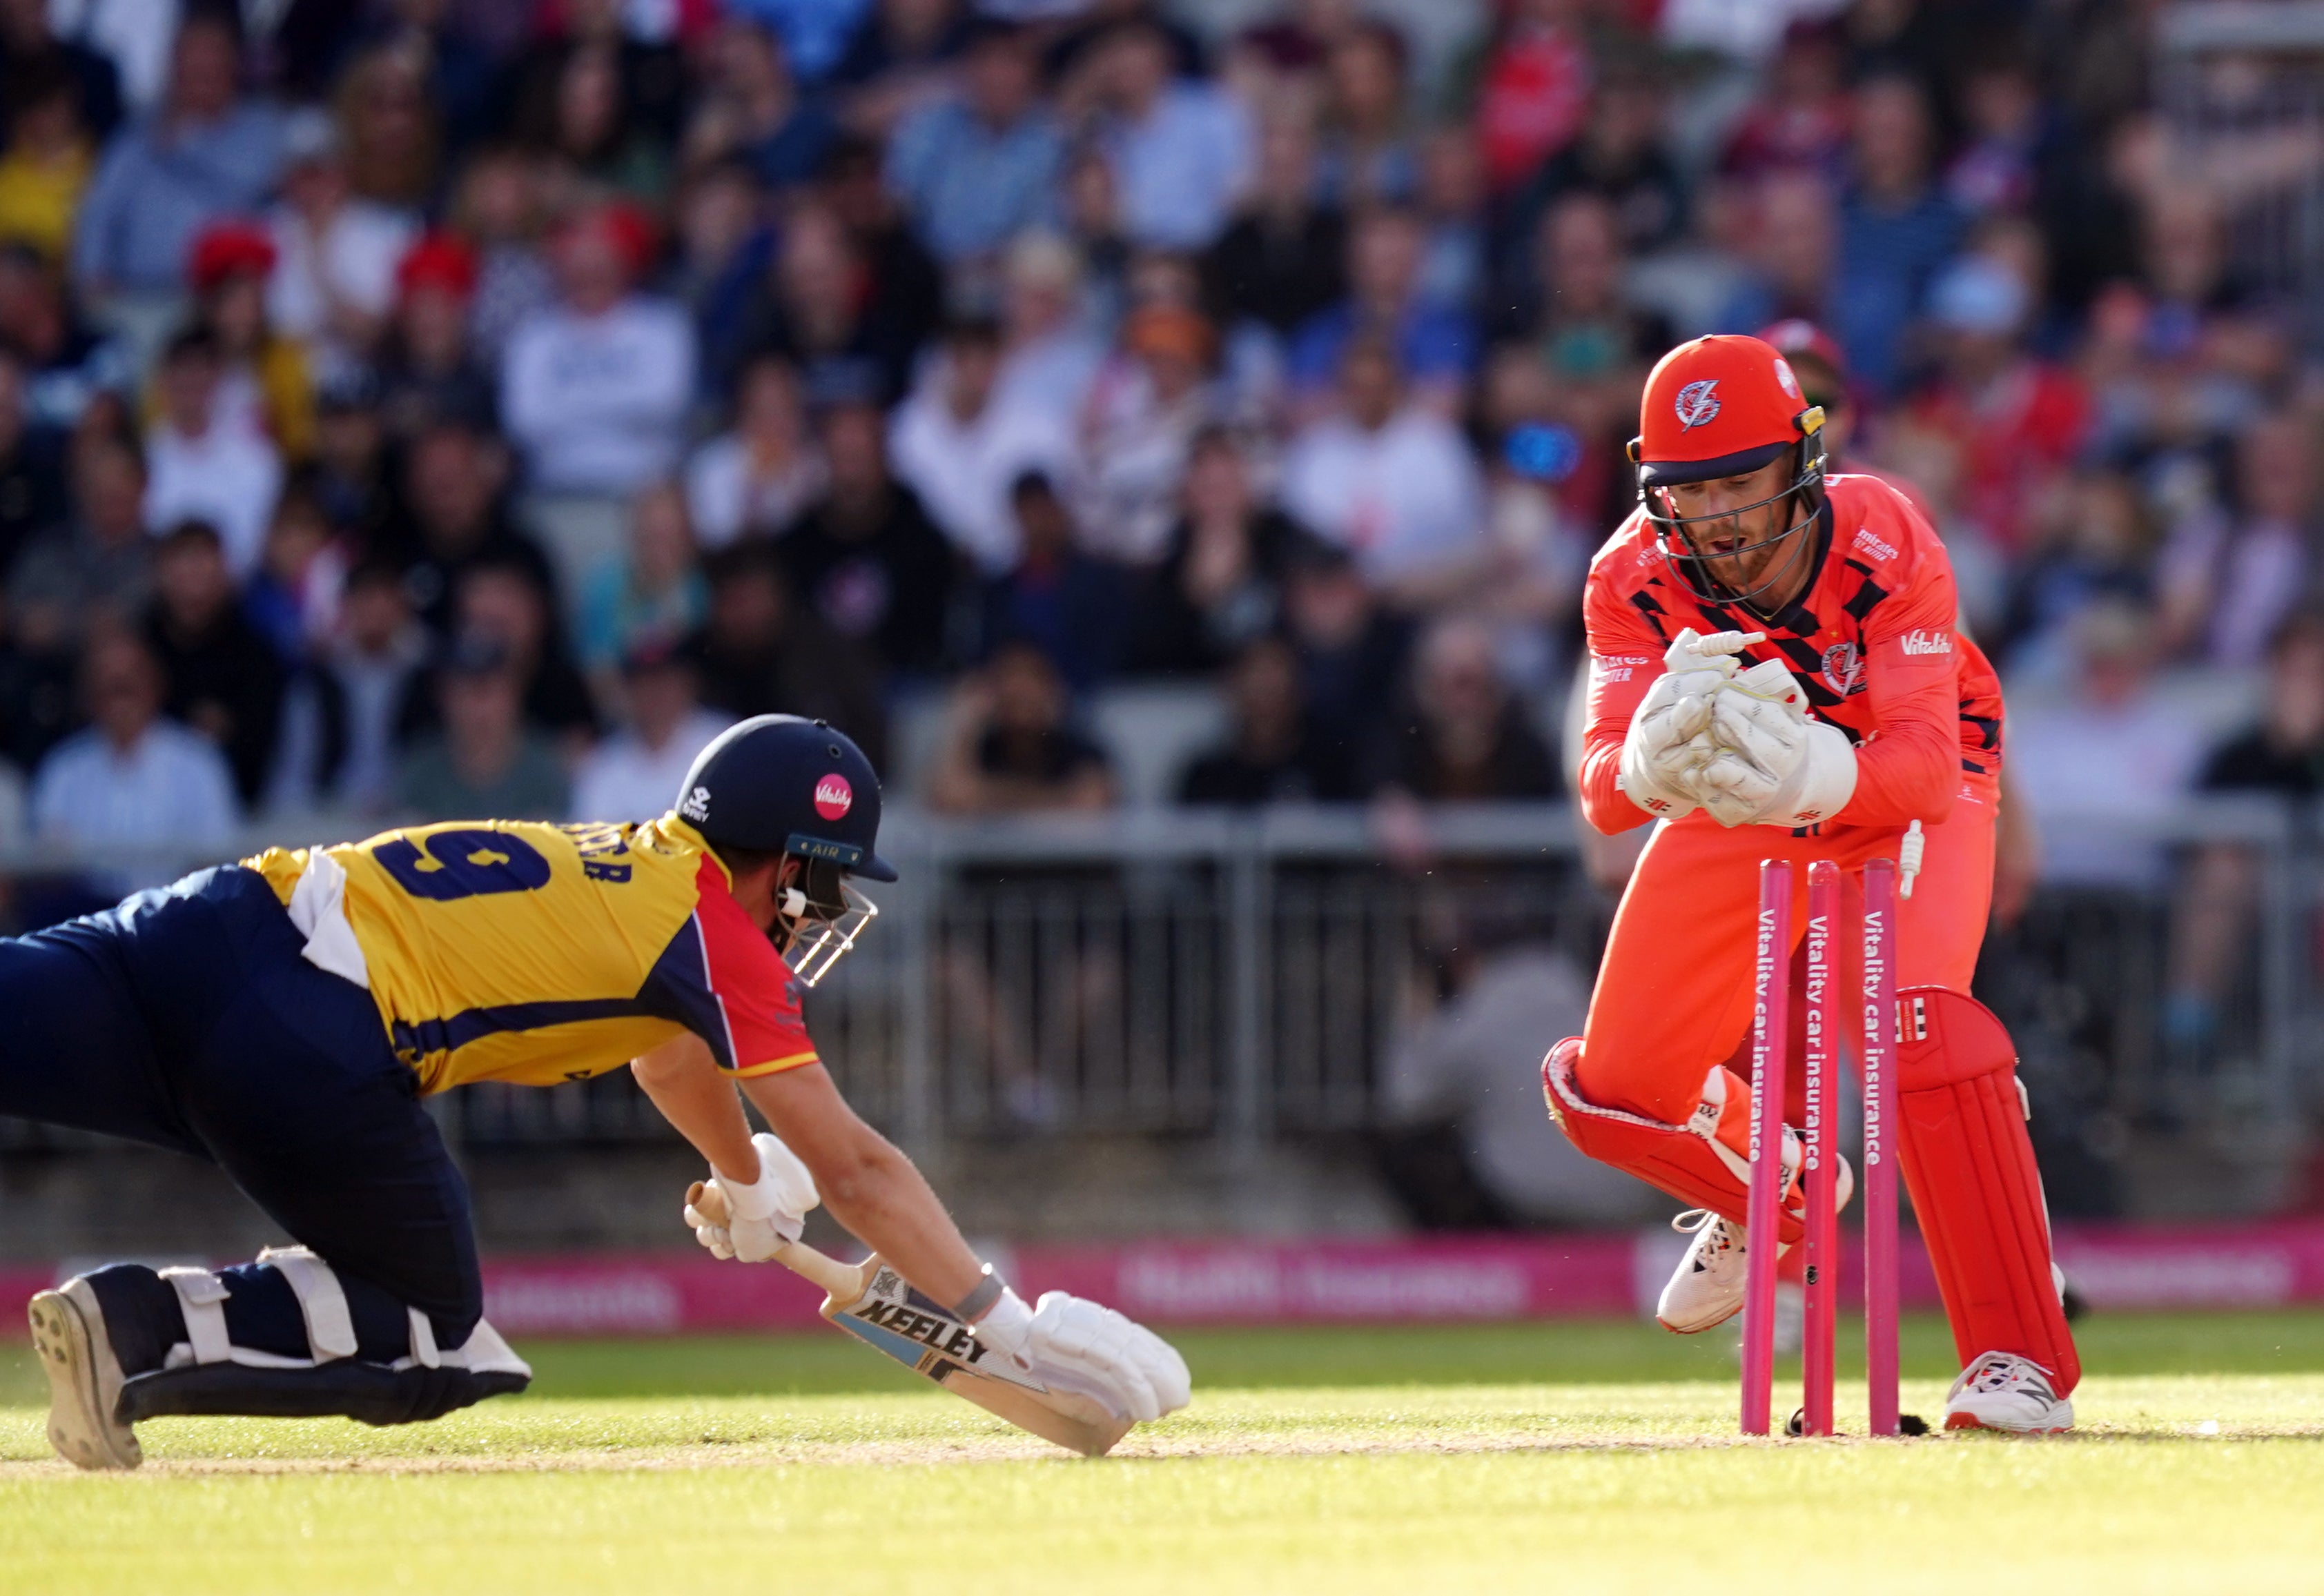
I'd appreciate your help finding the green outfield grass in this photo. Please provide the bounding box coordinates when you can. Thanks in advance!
[3,1312,2322,1594]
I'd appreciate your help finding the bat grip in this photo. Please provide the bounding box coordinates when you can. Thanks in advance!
[685,1179,870,1300]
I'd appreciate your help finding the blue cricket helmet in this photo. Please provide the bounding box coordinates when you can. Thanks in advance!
[674,715,898,882]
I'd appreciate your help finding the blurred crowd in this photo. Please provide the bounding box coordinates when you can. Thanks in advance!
[0,0,2317,902]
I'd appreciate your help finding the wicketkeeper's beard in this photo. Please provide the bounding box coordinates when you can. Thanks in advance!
[772,856,879,987]
[1648,457,1826,612]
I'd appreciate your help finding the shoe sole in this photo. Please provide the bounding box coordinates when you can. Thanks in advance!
[1657,1301,1744,1334]
[1942,1410,2074,1435]
[27,1290,141,1470]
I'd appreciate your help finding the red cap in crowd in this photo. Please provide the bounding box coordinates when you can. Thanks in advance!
[555,201,660,281]
[188,221,277,294]
[1629,333,1824,488]
[1755,319,1848,383]
[397,232,480,301]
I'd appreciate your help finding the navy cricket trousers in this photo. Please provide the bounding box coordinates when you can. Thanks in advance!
[0,865,482,1345]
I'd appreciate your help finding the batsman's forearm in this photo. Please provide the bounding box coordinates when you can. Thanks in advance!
[632,1036,761,1185]
[740,1071,986,1306]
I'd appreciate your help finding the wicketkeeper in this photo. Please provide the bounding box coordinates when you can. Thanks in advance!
[1544,335,2079,1432]
[20,714,1187,1469]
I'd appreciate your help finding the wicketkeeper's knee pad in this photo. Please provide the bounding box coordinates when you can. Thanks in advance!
[1895,987,2080,1395]
[79,1247,531,1428]
[1541,1038,1804,1243]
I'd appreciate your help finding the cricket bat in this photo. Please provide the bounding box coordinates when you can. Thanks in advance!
[684,1181,1133,1457]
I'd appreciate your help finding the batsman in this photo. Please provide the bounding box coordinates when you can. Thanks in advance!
[1545,334,2078,1433]
[16,713,1187,1469]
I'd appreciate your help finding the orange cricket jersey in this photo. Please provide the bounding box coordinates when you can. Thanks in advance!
[1578,472,2003,836]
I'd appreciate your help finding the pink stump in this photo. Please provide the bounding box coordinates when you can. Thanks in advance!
[1740,859,1792,1435]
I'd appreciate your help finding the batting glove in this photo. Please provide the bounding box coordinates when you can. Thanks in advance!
[972,1288,1192,1423]
[685,1133,819,1262]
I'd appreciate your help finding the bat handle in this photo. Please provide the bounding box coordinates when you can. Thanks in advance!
[685,1179,872,1301]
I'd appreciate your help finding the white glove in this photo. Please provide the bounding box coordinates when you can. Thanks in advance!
[1689,658,1858,828]
[1618,628,1764,820]
[971,1288,1192,1423]
[685,1133,819,1262]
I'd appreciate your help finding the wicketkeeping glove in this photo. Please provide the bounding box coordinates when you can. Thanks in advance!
[970,1288,1192,1423]
[1618,628,1764,820]
[1688,657,1858,828]
[685,1132,819,1262]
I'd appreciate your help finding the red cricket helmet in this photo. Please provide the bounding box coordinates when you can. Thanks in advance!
[1628,333,1828,607]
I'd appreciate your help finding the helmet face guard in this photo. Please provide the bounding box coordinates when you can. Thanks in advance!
[1639,424,1827,611]
[775,856,878,987]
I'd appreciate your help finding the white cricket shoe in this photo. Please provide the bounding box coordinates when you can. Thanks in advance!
[28,1279,141,1470]
[1655,1157,1854,1334]
[1943,1352,2074,1435]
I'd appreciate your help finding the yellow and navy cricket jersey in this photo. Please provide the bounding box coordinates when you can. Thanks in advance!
[245,816,818,1094]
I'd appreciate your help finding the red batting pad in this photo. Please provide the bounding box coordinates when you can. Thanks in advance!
[1893,987,2081,1394]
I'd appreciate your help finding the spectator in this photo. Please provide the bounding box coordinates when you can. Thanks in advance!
[1834,74,1966,394]
[435,560,598,745]
[979,470,1128,689]
[70,14,283,300]
[890,314,1075,576]
[0,244,129,434]
[995,231,1107,418]
[1369,615,1558,800]
[1414,126,1486,316]
[683,17,834,195]
[685,542,887,762]
[886,19,1062,265]
[577,481,707,699]
[728,196,912,402]
[183,220,315,460]
[926,638,1115,814]
[1946,48,2050,219]
[819,133,946,377]
[0,577,79,773]
[1280,541,1408,787]
[1714,170,1839,335]
[1509,192,1674,388]
[0,348,65,572]
[331,36,440,211]
[1129,428,1311,676]
[242,478,346,664]
[0,0,123,147]
[1470,0,1589,197]
[10,424,148,627]
[271,556,429,816]
[2004,599,2206,886]
[376,232,494,440]
[143,519,284,805]
[2158,414,2321,671]
[829,0,971,134]
[31,631,237,885]
[0,71,96,265]
[1717,21,1849,183]
[730,0,870,87]
[382,422,557,636]
[774,398,958,678]
[1179,634,1351,804]
[1900,253,2088,558]
[502,204,695,497]
[2165,611,2324,1079]
[665,160,770,364]
[1506,65,1685,264]
[452,145,558,366]
[1201,113,1345,342]
[141,326,283,578]
[1090,20,1252,251]
[1316,20,1416,208]
[394,635,569,821]
[516,36,669,207]
[1279,336,1483,593]
[569,642,732,822]
[264,110,418,370]
[685,353,824,549]
[1077,304,1219,565]
[1999,468,2155,680]
[1291,206,1477,409]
